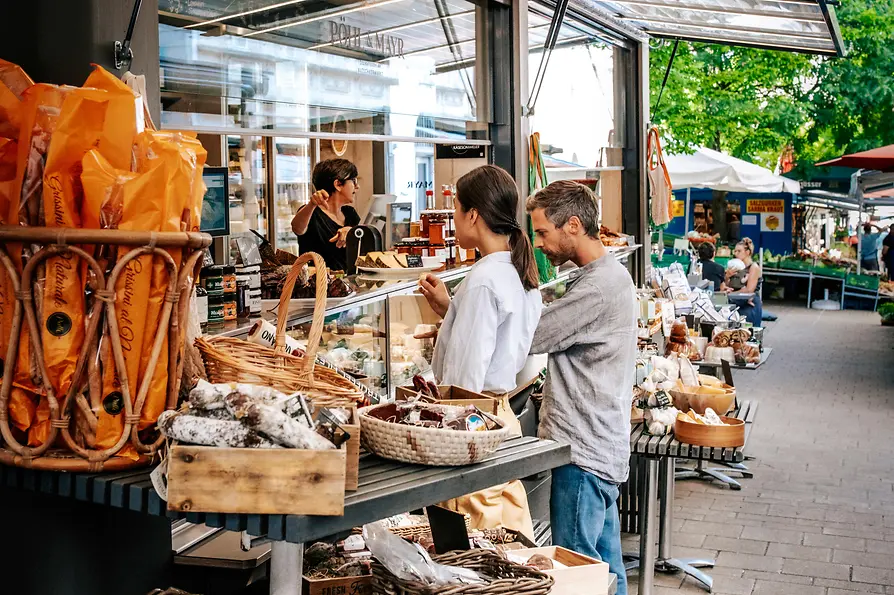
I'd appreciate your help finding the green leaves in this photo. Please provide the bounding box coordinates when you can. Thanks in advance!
[650,1,894,174]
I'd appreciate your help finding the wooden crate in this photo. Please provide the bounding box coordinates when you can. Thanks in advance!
[395,385,500,415]
[302,574,372,595]
[312,406,359,492]
[343,408,360,492]
[167,445,346,515]
[511,546,609,595]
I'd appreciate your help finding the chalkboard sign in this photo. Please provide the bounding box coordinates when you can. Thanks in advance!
[406,254,423,268]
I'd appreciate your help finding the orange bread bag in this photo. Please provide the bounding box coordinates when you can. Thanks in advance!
[0,59,34,140]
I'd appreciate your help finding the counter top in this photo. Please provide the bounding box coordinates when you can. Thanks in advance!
[0,436,570,545]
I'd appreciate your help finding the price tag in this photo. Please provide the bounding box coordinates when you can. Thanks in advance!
[406,254,423,268]
[653,390,672,409]
[150,454,169,502]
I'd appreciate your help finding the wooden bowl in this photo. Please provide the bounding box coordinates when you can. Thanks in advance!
[670,386,736,415]
[674,415,744,448]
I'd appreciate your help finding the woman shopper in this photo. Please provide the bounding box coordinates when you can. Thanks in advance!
[725,238,763,326]
[419,164,543,538]
[290,158,361,271]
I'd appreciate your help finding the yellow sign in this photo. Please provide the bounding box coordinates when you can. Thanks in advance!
[746,199,784,213]
[672,200,686,217]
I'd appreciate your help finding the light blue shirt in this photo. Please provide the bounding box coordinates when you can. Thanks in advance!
[861,232,882,260]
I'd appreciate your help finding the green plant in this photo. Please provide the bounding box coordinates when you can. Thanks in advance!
[879,303,894,320]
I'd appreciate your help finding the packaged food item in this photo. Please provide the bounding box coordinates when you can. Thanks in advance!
[0,59,34,140]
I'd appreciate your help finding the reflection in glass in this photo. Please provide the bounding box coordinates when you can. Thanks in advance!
[284,301,389,399]
[228,136,268,260]
[274,137,312,256]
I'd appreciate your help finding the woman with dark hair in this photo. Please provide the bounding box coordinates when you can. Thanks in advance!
[419,164,542,538]
[698,242,725,291]
[290,158,361,271]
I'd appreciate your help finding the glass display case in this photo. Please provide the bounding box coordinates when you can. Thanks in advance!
[212,261,594,400]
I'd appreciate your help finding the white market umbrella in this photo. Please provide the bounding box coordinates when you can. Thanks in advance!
[664,147,801,194]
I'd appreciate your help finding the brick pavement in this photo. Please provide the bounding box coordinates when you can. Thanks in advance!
[625,304,894,595]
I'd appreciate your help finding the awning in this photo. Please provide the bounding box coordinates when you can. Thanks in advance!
[581,0,845,56]
[817,144,894,172]
[665,147,801,194]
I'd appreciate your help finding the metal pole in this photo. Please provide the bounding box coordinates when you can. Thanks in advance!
[658,457,675,561]
[638,458,659,595]
[270,541,303,595]
[685,188,691,234]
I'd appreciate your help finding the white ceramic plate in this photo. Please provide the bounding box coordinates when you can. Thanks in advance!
[357,265,442,277]
[262,292,356,314]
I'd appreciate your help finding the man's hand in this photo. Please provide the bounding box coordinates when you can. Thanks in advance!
[419,274,450,319]
[329,226,351,248]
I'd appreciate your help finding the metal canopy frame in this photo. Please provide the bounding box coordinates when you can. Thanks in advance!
[587,0,846,56]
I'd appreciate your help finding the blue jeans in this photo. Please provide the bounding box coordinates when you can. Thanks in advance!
[551,464,627,595]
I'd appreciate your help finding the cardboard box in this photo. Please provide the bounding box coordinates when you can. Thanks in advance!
[510,546,609,595]
[395,385,500,415]
[302,574,372,595]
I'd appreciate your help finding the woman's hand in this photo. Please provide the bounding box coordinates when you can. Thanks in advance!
[419,274,450,319]
[329,226,351,248]
[311,190,330,209]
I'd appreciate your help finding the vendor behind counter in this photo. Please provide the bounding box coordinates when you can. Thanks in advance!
[290,158,361,272]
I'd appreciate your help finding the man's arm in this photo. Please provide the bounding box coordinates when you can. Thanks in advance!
[530,282,601,355]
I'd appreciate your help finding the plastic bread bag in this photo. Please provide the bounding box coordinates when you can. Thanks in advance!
[133,131,206,433]
[86,158,169,456]
[0,59,34,140]
[82,64,144,171]
[363,521,484,585]
[37,86,139,446]
[0,138,17,393]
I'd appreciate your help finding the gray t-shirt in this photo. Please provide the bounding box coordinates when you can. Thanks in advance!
[531,254,637,484]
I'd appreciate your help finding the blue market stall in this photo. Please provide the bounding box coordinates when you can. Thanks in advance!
[665,188,796,256]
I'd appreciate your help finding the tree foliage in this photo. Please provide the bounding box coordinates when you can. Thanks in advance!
[649,0,894,175]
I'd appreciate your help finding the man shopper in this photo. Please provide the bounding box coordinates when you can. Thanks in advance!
[527,181,637,595]
[860,222,884,272]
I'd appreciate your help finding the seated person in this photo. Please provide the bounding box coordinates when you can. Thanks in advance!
[698,243,725,290]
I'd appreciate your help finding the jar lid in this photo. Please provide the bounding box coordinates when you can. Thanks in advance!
[201,265,225,276]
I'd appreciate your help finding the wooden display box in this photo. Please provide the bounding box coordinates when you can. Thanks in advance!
[511,546,609,595]
[312,406,360,491]
[395,385,500,415]
[302,574,372,595]
[343,408,360,492]
[167,444,346,516]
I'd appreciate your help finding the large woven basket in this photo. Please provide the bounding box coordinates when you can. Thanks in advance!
[359,404,510,466]
[196,252,366,409]
[371,549,554,595]
[0,226,211,471]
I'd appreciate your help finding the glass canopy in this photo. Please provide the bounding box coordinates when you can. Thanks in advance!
[584,0,845,56]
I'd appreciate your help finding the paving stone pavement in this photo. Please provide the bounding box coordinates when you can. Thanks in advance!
[623,303,894,595]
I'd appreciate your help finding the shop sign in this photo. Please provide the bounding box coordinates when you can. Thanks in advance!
[746,199,784,213]
[435,145,487,159]
[760,213,785,233]
[672,200,685,217]
[329,22,404,58]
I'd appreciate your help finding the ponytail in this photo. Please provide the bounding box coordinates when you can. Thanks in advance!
[509,226,540,291]
[455,165,539,291]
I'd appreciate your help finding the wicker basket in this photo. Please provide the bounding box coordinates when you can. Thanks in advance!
[371,549,554,595]
[195,252,365,408]
[0,226,211,471]
[359,404,510,466]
